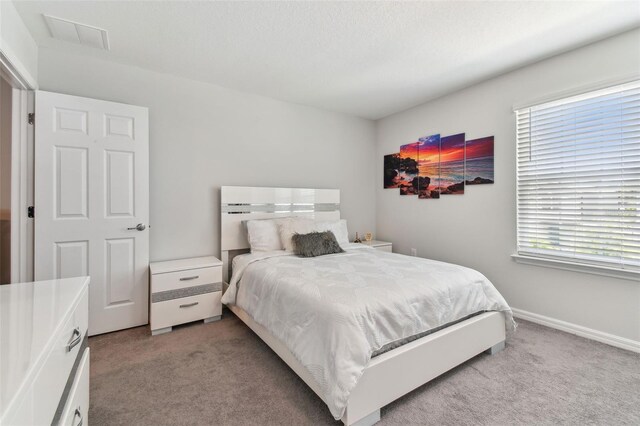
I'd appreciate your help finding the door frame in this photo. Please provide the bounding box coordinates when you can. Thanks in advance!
[1,49,36,283]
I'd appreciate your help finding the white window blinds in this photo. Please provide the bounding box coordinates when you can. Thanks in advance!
[516,80,640,272]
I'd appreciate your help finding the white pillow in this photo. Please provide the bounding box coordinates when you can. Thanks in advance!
[315,219,349,248]
[277,218,314,252]
[246,218,290,252]
[278,218,349,252]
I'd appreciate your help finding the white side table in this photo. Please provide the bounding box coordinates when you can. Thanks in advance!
[359,240,392,252]
[150,256,223,335]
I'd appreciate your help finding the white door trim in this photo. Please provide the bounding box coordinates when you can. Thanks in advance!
[9,87,32,283]
[0,46,38,91]
[1,44,35,283]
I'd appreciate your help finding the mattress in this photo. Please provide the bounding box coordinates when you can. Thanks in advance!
[222,245,515,420]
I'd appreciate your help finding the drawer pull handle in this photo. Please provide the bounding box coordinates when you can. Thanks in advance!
[74,406,83,426]
[66,327,82,352]
[179,302,199,308]
[179,275,199,281]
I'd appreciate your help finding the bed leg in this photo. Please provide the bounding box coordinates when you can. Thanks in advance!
[485,340,505,355]
[344,409,380,426]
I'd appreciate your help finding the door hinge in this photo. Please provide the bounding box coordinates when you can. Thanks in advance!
[27,206,34,218]
[28,113,35,125]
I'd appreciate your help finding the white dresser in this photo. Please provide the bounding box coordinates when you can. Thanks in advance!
[150,256,223,335]
[0,277,90,426]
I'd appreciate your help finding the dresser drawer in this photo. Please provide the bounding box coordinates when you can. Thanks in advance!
[59,347,90,426]
[152,266,222,293]
[151,291,221,331]
[31,287,89,425]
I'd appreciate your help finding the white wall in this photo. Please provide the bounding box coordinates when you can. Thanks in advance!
[376,29,640,343]
[33,25,640,346]
[0,1,38,87]
[37,47,376,262]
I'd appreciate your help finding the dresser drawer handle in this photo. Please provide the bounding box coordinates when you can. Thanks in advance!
[179,302,199,308]
[179,275,199,281]
[66,327,82,352]
[74,406,83,426]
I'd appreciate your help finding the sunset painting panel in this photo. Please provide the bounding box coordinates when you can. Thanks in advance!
[398,142,420,195]
[439,133,465,195]
[417,134,441,199]
[383,153,402,188]
[465,136,494,185]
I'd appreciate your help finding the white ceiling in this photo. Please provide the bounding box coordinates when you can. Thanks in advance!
[14,1,640,120]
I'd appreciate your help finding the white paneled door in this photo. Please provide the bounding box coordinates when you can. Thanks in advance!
[35,91,149,335]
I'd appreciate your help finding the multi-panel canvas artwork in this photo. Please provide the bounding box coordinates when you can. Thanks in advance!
[384,133,494,198]
[439,133,465,195]
[399,142,420,195]
[383,153,401,189]
[465,136,494,185]
[417,134,440,199]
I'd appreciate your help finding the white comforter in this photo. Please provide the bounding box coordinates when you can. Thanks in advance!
[221,245,515,419]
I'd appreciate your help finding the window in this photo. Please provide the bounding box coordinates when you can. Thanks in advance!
[515,80,640,274]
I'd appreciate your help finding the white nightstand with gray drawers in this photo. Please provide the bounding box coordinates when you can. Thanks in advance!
[150,256,223,335]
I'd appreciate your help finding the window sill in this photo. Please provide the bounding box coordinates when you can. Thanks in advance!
[511,254,640,282]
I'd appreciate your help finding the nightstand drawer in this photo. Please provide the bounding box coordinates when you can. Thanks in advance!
[152,266,222,293]
[151,291,222,330]
[376,245,392,253]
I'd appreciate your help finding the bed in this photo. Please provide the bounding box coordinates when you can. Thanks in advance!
[220,186,514,426]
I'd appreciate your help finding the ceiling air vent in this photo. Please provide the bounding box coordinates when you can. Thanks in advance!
[44,15,110,50]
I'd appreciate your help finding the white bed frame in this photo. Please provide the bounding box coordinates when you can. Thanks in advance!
[220,186,506,426]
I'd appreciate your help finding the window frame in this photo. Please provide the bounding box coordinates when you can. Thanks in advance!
[512,77,640,281]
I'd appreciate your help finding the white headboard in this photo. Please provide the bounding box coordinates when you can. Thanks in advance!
[220,186,341,281]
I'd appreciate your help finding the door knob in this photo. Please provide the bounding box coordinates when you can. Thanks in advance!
[127,223,146,231]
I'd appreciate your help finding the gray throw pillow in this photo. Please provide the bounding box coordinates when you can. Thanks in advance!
[292,231,345,257]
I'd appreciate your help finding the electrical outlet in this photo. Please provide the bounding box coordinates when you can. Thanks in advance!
[410,248,417,256]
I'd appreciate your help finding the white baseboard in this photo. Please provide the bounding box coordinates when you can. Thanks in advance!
[511,308,640,354]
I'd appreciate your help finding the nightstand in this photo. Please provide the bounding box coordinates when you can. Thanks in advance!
[360,240,392,252]
[149,256,223,335]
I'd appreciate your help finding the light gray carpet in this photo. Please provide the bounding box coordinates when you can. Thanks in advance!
[89,312,640,425]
